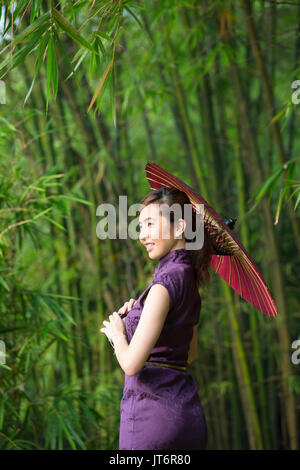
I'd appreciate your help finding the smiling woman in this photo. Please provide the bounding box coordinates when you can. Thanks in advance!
[116,186,213,450]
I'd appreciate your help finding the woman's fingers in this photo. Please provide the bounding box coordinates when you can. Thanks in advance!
[118,298,137,315]
[126,298,137,310]
[117,303,128,315]
[129,298,137,309]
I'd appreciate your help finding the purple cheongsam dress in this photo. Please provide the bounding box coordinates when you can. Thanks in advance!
[119,248,208,450]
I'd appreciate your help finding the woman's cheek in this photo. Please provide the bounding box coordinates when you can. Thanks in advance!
[151,227,160,239]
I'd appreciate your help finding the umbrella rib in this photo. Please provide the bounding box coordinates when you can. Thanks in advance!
[232,255,243,297]
[214,252,275,317]
[236,255,261,310]
[244,252,275,312]
[241,254,277,316]
[213,254,259,312]
[147,167,213,218]
[147,173,203,213]
[146,169,179,190]
[214,255,224,273]
[212,254,265,315]
[228,256,232,285]
[237,254,272,316]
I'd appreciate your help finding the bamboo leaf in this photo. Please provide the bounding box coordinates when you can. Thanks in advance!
[286,160,296,183]
[51,33,59,100]
[57,418,63,449]
[95,35,106,55]
[55,411,77,449]
[62,410,87,449]
[43,216,67,232]
[270,108,285,124]
[52,28,80,86]
[247,166,283,213]
[52,8,95,53]
[124,6,145,30]
[114,25,124,46]
[0,275,9,292]
[1,0,29,37]
[30,0,43,23]
[9,12,50,46]
[76,399,99,426]
[24,30,50,105]
[39,293,81,301]
[0,117,16,131]
[48,413,57,450]
[17,339,30,357]
[0,400,5,430]
[48,322,68,341]
[32,207,52,220]
[88,56,114,112]
[46,34,54,113]
[60,194,94,206]
[286,186,300,202]
[94,38,102,72]
[40,296,77,326]
[95,31,111,42]
[89,43,96,81]
[293,188,300,210]
[274,188,287,225]
[40,173,64,181]
[0,22,49,77]
[110,64,116,127]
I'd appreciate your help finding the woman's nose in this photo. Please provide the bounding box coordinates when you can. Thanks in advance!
[139,226,148,241]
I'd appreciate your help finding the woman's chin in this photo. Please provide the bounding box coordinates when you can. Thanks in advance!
[147,246,158,258]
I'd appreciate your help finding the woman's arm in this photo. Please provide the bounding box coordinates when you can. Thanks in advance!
[187,325,198,364]
[113,284,170,376]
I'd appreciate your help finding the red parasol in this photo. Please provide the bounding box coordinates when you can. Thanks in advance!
[145,162,278,318]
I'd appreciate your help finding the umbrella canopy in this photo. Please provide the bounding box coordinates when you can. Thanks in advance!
[145,162,278,318]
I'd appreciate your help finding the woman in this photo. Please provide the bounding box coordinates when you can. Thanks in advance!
[100,187,214,450]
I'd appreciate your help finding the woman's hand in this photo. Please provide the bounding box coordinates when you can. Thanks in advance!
[100,312,126,343]
[118,298,137,327]
[118,298,137,320]
[99,299,137,342]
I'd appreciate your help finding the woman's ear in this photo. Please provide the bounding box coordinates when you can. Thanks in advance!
[175,218,186,239]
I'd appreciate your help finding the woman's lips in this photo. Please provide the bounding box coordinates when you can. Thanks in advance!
[146,243,154,252]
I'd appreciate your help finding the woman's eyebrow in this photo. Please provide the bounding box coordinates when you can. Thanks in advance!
[138,217,155,225]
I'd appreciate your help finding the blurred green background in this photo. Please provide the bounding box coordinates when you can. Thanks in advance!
[0,0,299,450]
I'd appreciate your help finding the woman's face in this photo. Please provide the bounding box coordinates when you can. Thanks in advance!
[138,203,185,260]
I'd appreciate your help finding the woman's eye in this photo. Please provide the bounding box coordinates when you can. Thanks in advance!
[138,222,153,230]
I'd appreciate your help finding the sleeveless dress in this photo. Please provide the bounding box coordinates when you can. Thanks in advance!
[118,248,208,450]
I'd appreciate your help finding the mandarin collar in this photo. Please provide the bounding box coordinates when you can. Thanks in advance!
[154,248,192,274]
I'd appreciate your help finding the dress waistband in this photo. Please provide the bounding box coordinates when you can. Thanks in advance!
[144,361,187,371]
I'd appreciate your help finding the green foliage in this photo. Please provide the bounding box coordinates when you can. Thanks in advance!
[0,142,117,449]
[0,1,132,117]
[0,0,299,451]
[248,157,300,224]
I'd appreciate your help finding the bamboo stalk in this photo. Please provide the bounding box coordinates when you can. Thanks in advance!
[224,22,298,449]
